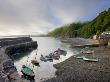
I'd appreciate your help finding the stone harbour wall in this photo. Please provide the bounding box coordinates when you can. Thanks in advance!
[0,37,38,82]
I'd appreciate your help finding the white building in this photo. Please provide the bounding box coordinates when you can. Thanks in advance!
[99,31,110,46]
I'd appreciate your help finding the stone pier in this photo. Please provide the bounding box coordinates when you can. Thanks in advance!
[0,37,38,82]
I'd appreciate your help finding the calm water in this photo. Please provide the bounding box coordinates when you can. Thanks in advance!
[14,37,78,82]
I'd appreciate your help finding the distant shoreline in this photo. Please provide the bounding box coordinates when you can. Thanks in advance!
[0,34,49,37]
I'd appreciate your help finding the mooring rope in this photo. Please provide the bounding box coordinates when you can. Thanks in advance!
[32,48,38,69]
[34,48,40,81]
[26,56,29,66]
[25,48,38,69]
[34,48,38,61]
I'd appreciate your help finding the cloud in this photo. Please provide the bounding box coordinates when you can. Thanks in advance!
[0,0,54,35]
[0,0,110,35]
[51,0,110,23]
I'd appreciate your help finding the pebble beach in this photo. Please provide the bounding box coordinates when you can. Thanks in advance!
[44,43,110,82]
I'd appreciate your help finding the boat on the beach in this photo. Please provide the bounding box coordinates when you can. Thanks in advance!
[82,50,94,54]
[46,57,53,62]
[57,48,67,56]
[40,48,66,61]
[21,65,35,80]
[31,60,40,67]
[40,54,53,62]
[52,53,60,60]
[40,55,47,62]
[83,57,98,62]
[45,54,53,62]
[45,54,52,58]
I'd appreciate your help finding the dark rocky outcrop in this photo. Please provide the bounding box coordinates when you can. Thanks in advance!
[5,41,37,55]
[0,37,32,47]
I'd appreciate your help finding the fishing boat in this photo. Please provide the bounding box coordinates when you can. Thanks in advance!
[31,60,40,67]
[52,53,60,60]
[40,55,47,62]
[82,50,94,54]
[58,49,67,56]
[21,65,35,80]
[81,47,94,54]
[83,57,98,62]
[46,57,53,62]
[45,55,52,58]
[40,54,54,62]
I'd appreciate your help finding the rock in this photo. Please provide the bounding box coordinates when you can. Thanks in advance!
[3,60,16,74]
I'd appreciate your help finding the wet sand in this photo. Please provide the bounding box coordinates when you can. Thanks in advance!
[44,47,110,82]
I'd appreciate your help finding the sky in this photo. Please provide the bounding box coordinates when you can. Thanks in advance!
[0,0,110,35]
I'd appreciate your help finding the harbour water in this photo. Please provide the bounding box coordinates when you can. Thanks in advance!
[14,37,78,82]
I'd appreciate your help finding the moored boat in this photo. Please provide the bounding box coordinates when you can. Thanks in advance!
[40,55,47,62]
[21,65,35,81]
[46,57,53,62]
[82,50,94,54]
[31,60,40,67]
[83,57,98,62]
[52,53,60,60]
[58,48,67,56]
[45,54,53,62]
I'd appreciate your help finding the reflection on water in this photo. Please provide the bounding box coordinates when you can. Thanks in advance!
[13,51,32,61]
[14,37,77,82]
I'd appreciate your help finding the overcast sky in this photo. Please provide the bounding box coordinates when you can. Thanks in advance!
[0,0,110,35]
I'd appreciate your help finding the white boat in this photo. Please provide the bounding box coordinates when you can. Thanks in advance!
[83,57,98,62]
[40,56,47,62]
[75,56,85,59]
[82,50,94,54]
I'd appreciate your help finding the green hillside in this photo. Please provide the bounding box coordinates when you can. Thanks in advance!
[48,22,86,38]
[48,8,110,38]
[78,8,110,38]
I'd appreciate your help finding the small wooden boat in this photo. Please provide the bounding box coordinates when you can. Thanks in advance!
[45,55,53,62]
[45,55,52,58]
[74,55,85,59]
[46,57,53,62]
[57,48,67,56]
[83,57,98,62]
[49,53,53,56]
[31,60,40,67]
[82,50,94,54]
[21,65,35,80]
[40,55,47,62]
[52,53,60,60]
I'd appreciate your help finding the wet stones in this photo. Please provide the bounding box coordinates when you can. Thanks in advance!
[3,60,16,74]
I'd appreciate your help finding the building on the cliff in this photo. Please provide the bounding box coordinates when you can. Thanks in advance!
[93,35,99,40]
[93,31,110,46]
[99,31,110,46]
